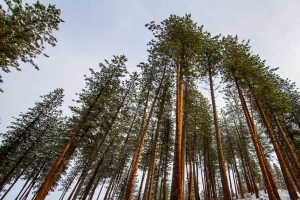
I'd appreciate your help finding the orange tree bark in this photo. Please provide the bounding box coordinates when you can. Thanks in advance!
[103,111,138,200]
[232,141,244,198]
[147,95,165,200]
[235,116,259,198]
[253,94,299,200]
[281,151,300,192]
[192,133,200,200]
[234,77,278,199]
[274,117,300,174]
[125,67,166,200]
[208,65,231,200]
[72,83,132,200]
[187,134,193,200]
[34,86,107,200]
[170,59,183,200]
[81,138,116,200]
[40,144,76,200]
[162,118,171,200]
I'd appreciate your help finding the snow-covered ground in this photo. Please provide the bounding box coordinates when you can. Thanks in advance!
[236,190,300,200]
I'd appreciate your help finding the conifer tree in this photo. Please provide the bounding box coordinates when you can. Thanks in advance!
[125,58,167,200]
[146,14,203,200]
[0,0,63,90]
[221,36,280,199]
[2,13,300,200]
[272,163,286,190]
[0,88,65,194]
[35,55,128,200]
[198,33,232,199]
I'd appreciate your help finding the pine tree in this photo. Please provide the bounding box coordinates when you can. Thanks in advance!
[0,88,65,194]
[272,163,286,190]
[35,55,128,200]
[0,0,64,90]
[198,33,232,200]
[125,58,167,200]
[146,14,203,200]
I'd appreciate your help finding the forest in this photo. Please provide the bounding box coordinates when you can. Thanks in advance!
[0,1,300,200]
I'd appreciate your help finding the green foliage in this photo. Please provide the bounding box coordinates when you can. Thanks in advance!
[0,88,66,193]
[146,14,204,77]
[0,0,63,87]
[1,14,300,199]
[0,88,64,163]
[272,163,286,189]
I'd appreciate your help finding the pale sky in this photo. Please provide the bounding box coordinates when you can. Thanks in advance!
[1,0,300,199]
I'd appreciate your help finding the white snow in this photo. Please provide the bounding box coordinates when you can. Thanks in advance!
[235,189,300,200]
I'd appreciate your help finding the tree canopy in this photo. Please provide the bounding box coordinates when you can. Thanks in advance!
[1,13,300,200]
[0,0,63,91]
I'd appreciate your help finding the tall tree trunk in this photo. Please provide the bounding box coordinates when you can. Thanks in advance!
[239,144,252,193]
[246,155,259,198]
[22,161,46,200]
[142,142,154,200]
[81,138,115,200]
[232,156,244,198]
[0,163,28,200]
[187,134,193,200]
[154,149,163,200]
[192,134,200,200]
[162,118,170,200]
[34,84,109,200]
[193,161,200,200]
[208,65,231,200]
[203,142,211,200]
[234,77,278,199]
[248,90,260,198]
[199,157,204,195]
[137,167,146,200]
[228,165,234,199]
[125,67,166,200]
[67,164,88,200]
[282,151,300,192]
[225,118,247,198]
[170,59,183,200]
[41,144,76,200]
[104,109,138,200]
[107,168,122,200]
[159,175,164,200]
[119,158,134,199]
[253,94,299,200]
[20,163,44,200]
[147,87,166,200]
[113,165,126,199]
[232,163,239,199]
[261,147,281,198]
[181,107,188,200]
[73,86,131,200]
[235,117,259,198]
[0,141,36,191]
[274,117,300,174]
[208,155,217,200]
[15,172,34,200]
[59,162,83,200]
